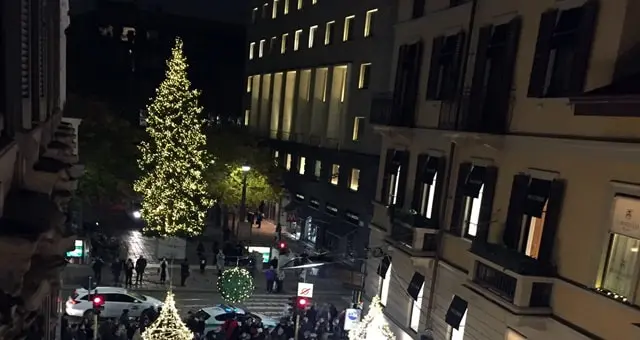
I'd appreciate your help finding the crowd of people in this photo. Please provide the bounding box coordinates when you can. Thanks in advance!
[60,306,161,340]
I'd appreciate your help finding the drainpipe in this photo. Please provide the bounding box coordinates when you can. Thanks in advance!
[424,0,478,331]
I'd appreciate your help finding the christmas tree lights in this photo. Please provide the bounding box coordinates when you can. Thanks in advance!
[217,267,255,304]
[134,37,212,237]
[142,291,193,340]
[349,296,396,340]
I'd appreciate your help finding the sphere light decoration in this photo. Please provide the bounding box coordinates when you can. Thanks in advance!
[217,267,255,304]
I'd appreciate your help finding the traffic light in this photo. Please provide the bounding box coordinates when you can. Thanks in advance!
[296,297,310,310]
[92,295,105,312]
[278,241,287,249]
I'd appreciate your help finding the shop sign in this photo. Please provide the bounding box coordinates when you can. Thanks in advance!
[344,308,361,330]
[612,195,640,239]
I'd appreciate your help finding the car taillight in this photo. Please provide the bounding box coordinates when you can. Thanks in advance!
[68,297,78,305]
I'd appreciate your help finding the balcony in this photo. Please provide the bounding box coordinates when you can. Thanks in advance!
[391,208,438,230]
[371,200,391,232]
[464,241,555,315]
[385,220,437,257]
[369,92,414,128]
[437,91,514,135]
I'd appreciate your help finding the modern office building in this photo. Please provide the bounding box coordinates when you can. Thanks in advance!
[244,0,395,257]
[365,0,640,339]
[67,0,247,122]
[0,0,83,339]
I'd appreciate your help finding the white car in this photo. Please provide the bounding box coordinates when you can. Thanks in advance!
[197,304,279,337]
[66,286,163,319]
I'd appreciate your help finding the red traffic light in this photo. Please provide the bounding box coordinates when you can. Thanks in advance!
[296,297,309,308]
[92,295,105,307]
[279,242,286,249]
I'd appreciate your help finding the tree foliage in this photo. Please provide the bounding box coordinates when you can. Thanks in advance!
[205,124,282,208]
[134,38,212,237]
[69,94,141,208]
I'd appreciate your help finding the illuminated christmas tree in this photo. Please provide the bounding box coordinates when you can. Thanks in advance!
[218,267,255,304]
[349,296,395,340]
[134,37,212,237]
[142,291,193,340]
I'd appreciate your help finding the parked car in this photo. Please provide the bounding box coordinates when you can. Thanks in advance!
[66,286,163,319]
[197,304,278,337]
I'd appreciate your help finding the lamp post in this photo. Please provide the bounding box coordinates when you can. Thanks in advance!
[239,165,251,238]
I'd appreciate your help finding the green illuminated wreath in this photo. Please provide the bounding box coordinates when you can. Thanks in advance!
[218,267,255,304]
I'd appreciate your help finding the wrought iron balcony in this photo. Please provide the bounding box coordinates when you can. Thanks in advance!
[391,209,437,230]
[386,220,437,257]
[369,92,415,128]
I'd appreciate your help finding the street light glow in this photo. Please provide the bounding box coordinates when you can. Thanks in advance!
[132,210,142,219]
[241,165,251,172]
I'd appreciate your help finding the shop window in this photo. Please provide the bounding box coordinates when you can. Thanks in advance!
[409,283,424,331]
[331,164,340,185]
[448,310,467,340]
[349,169,360,191]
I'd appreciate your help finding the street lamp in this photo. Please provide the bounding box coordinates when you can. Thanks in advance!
[238,165,251,237]
[132,210,141,219]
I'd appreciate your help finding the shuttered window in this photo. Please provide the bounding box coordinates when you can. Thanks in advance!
[425,32,465,101]
[20,0,30,98]
[38,0,46,98]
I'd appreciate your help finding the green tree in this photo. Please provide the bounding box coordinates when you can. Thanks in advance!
[69,94,140,211]
[205,125,281,208]
[134,38,212,237]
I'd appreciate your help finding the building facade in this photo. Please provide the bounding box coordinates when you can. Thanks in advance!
[364,0,640,339]
[0,0,82,339]
[245,0,396,256]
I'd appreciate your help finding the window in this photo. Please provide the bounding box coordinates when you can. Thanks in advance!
[388,165,401,205]
[462,183,483,238]
[262,3,269,18]
[343,16,355,41]
[284,0,289,14]
[249,42,255,60]
[272,0,279,18]
[349,169,360,191]
[297,0,303,10]
[380,263,392,305]
[505,329,526,340]
[358,63,371,89]
[410,283,424,331]
[448,310,467,340]
[412,0,425,18]
[325,21,335,45]
[426,33,465,100]
[309,25,318,48]
[294,30,302,51]
[285,153,292,170]
[330,164,340,185]
[259,39,265,58]
[244,110,249,126]
[314,160,321,178]
[281,33,288,54]
[312,0,317,3]
[252,7,258,23]
[246,76,252,92]
[420,173,438,219]
[299,156,306,175]
[270,36,277,54]
[364,9,378,37]
[517,178,552,258]
[352,117,364,141]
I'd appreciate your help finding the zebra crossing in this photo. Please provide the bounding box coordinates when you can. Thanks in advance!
[238,294,291,319]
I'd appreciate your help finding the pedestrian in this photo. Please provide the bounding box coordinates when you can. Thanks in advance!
[180,259,190,286]
[216,250,225,275]
[159,258,168,284]
[91,257,104,284]
[199,256,207,274]
[125,258,135,287]
[276,270,285,293]
[265,266,276,293]
[135,256,147,285]
[256,213,263,229]
[276,223,282,239]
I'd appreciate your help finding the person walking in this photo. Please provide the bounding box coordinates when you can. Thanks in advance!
[91,257,104,284]
[264,266,276,293]
[180,259,190,287]
[216,250,225,275]
[199,255,207,274]
[159,258,168,284]
[135,256,147,285]
[125,258,135,288]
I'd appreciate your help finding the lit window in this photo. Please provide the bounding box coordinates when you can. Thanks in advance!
[325,21,335,45]
[419,172,438,219]
[380,262,391,305]
[270,36,277,54]
[312,0,317,3]
[358,63,371,89]
[364,9,378,37]
[244,110,250,126]
[388,165,401,205]
[601,233,640,298]
[294,30,302,51]
[309,25,318,48]
[246,76,252,92]
[284,0,289,14]
[249,42,255,60]
[314,160,321,178]
[272,0,279,18]
[262,3,269,18]
[410,283,424,332]
[505,329,527,340]
[448,309,467,340]
[259,39,266,58]
[349,169,360,191]
[297,0,303,10]
[343,15,355,41]
[274,151,280,167]
[330,164,340,185]
[462,184,483,238]
[286,153,292,170]
[281,33,288,54]
[352,117,364,141]
[299,157,306,175]
[251,7,258,23]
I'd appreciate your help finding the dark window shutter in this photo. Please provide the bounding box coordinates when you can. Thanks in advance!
[412,0,426,19]
[568,0,599,95]
[380,149,394,202]
[392,45,408,109]
[467,25,493,130]
[443,31,466,101]
[403,42,423,122]
[20,0,31,98]
[449,162,472,235]
[377,255,392,277]
[527,9,558,98]
[411,154,430,211]
[396,151,411,208]
[426,36,444,100]
[538,179,565,263]
[407,272,425,300]
[490,17,521,133]
[476,166,498,243]
[503,174,530,249]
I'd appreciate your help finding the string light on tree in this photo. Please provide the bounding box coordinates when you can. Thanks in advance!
[349,295,395,340]
[142,291,193,340]
[134,37,212,237]
[217,267,255,304]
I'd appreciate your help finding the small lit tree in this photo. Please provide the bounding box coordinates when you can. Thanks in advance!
[142,291,193,340]
[134,38,212,236]
[349,296,395,340]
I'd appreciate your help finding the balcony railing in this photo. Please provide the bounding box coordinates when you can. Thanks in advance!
[387,221,438,255]
[391,208,437,229]
[466,241,554,312]
[369,92,414,128]
[437,89,515,134]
